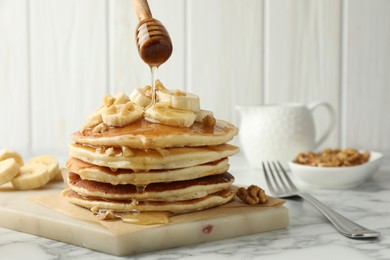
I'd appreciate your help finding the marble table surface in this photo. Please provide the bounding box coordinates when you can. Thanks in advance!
[1,153,389,260]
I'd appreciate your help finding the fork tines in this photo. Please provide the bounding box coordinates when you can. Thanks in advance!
[262,161,298,195]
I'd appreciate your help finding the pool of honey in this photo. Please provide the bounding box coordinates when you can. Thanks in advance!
[75,119,235,138]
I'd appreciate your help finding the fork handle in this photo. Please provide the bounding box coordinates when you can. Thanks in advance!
[300,192,380,238]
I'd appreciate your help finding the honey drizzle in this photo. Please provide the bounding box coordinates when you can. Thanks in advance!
[146,66,158,110]
[116,211,171,225]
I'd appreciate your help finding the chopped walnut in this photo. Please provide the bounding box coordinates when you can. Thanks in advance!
[237,185,267,205]
[103,95,116,107]
[114,92,130,105]
[96,147,105,154]
[105,147,116,156]
[92,122,108,133]
[144,85,153,98]
[294,148,370,167]
[90,206,99,215]
[122,146,134,157]
[155,79,167,91]
[121,102,135,116]
[202,115,216,127]
[96,210,118,221]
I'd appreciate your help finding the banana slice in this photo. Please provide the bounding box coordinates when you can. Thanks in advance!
[11,164,50,190]
[0,149,24,167]
[144,102,196,128]
[28,155,59,180]
[102,102,144,127]
[82,105,104,129]
[0,158,20,186]
[114,92,130,105]
[195,109,216,127]
[130,87,152,108]
[158,89,200,112]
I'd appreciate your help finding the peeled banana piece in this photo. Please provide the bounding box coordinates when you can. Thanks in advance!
[0,158,20,186]
[158,89,200,112]
[11,164,50,190]
[130,87,152,108]
[28,155,59,180]
[0,149,24,167]
[144,102,196,128]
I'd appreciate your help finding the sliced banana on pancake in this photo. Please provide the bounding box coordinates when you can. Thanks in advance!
[158,89,200,112]
[11,164,50,190]
[102,102,143,127]
[144,102,196,128]
[0,158,20,186]
[130,87,152,108]
[69,143,239,170]
[67,172,234,201]
[62,186,237,214]
[67,157,230,185]
[130,81,167,108]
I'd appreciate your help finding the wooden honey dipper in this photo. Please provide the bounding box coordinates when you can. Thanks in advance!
[132,0,173,67]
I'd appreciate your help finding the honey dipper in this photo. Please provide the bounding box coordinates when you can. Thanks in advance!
[132,0,173,67]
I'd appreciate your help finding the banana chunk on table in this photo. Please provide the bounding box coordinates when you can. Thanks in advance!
[11,164,50,190]
[0,158,20,186]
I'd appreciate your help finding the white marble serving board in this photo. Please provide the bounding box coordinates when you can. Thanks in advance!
[0,182,288,256]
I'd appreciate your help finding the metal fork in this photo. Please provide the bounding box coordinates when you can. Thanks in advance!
[262,161,380,239]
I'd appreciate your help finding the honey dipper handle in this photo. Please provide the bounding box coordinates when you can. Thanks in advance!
[132,0,153,21]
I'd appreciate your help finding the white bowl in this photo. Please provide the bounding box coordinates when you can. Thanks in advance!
[288,151,383,189]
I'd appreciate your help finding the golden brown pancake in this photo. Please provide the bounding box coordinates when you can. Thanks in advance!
[67,172,234,201]
[69,143,239,170]
[62,186,237,213]
[67,157,230,185]
[72,119,238,149]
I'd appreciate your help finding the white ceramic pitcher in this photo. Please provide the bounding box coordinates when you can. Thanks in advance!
[236,102,335,168]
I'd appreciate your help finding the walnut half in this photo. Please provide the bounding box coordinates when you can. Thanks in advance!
[237,185,267,205]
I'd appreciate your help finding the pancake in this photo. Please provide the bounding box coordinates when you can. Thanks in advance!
[62,186,237,213]
[67,172,234,201]
[67,157,230,185]
[69,143,239,171]
[72,119,238,149]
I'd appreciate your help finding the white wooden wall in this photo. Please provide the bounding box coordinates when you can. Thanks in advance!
[0,0,389,158]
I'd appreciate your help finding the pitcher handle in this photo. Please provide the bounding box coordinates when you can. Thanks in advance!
[308,101,336,149]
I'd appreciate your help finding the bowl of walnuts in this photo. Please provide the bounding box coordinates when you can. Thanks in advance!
[288,148,383,189]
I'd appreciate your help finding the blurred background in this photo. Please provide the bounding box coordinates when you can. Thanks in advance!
[0,0,389,160]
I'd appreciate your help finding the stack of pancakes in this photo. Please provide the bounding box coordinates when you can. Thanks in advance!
[63,93,239,214]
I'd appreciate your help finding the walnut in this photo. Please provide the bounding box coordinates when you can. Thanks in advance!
[237,185,267,205]
[103,95,115,107]
[97,210,117,221]
[203,115,216,127]
[105,147,116,156]
[121,146,134,157]
[92,122,108,133]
